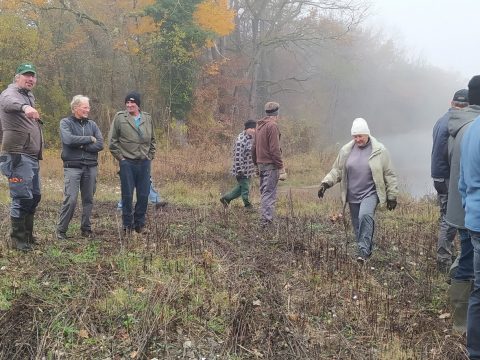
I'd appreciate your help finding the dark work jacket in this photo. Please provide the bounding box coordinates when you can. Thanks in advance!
[431,109,452,179]
[60,116,104,168]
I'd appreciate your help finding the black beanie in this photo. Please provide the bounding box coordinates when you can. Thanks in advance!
[125,91,141,107]
[244,119,256,129]
[468,76,480,106]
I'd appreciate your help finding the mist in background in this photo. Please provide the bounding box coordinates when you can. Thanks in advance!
[265,1,479,197]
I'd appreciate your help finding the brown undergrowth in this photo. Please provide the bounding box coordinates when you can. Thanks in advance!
[0,195,468,359]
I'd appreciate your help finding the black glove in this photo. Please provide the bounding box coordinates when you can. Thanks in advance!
[387,199,397,211]
[236,172,245,181]
[433,180,448,195]
[318,183,330,198]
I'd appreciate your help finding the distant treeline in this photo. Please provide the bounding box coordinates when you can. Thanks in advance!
[0,0,464,149]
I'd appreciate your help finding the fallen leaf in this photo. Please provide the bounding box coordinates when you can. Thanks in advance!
[287,313,299,322]
[252,300,262,307]
[439,313,451,319]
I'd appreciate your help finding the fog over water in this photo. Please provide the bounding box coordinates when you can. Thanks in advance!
[380,131,433,198]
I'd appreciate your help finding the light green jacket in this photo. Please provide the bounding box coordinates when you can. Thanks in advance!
[108,110,156,161]
[321,136,398,205]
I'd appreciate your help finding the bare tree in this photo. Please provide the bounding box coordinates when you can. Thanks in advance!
[228,0,368,117]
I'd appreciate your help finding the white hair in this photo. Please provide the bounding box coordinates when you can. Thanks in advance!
[70,95,90,112]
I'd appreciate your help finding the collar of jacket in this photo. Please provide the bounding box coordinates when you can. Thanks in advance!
[345,136,383,159]
[70,115,89,125]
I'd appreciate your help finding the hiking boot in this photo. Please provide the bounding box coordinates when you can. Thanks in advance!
[81,230,95,238]
[356,256,366,264]
[220,197,229,208]
[56,231,68,240]
[134,225,146,234]
[155,201,168,209]
[437,260,452,274]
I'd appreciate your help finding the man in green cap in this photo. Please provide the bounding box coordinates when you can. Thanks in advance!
[0,63,43,251]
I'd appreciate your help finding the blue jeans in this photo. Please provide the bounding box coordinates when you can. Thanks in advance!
[455,229,474,280]
[119,159,151,229]
[117,177,163,209]
[467,230,480,359]
[348,194,378,258]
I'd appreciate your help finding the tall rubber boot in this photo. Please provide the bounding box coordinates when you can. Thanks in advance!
[25,213,38,245]
[449,279,473,333]
[10,217,31,252]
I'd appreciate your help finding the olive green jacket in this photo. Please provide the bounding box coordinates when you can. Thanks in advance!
[108,110,156,161]
[321,136,398,205]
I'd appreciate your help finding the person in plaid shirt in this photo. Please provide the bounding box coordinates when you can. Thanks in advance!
[220,120,256,208]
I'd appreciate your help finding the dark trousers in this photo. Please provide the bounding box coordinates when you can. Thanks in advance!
[119,159,151,229]
[455,229,474,281]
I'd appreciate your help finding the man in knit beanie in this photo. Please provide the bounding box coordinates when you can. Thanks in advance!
[431,89,469,274]
[108,91,156,235]
[456,75,480,356]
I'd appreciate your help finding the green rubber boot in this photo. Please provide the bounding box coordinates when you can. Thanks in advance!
[10,217,32,252]
[449,279,473,333]
[25,213,38,245]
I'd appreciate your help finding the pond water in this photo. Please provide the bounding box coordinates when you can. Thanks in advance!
[380,130,434,198]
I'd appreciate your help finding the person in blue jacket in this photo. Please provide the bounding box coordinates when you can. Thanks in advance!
[458,75,480,359]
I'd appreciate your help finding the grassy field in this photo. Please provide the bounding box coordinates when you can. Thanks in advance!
[0,150,468,359]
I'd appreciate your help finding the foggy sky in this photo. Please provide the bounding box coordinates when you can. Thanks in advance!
[366,0,479,80]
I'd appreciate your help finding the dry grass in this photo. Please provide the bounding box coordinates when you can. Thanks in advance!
[0,147,466,360]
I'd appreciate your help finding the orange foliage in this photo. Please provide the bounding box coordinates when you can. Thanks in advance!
[193,0,235,37]
[127,16,157,35]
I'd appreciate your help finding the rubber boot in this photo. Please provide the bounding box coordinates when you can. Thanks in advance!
[10,217,32,252]
[449,279,473,333]
[25,213,38,245]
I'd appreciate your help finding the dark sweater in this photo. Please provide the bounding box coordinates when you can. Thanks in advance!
[60,116,104,167]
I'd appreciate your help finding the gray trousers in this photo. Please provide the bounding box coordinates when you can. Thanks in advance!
[348,194,378,258]
[57,166,97,234]
[0,153,41,218]
[437,186,457,264]
[259,168,279,224]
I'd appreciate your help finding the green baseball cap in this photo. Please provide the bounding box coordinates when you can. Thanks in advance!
[15,63,36,75]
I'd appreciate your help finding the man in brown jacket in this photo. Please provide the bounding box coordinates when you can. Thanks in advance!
[252,101,286,227]
[0,63,43,251]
